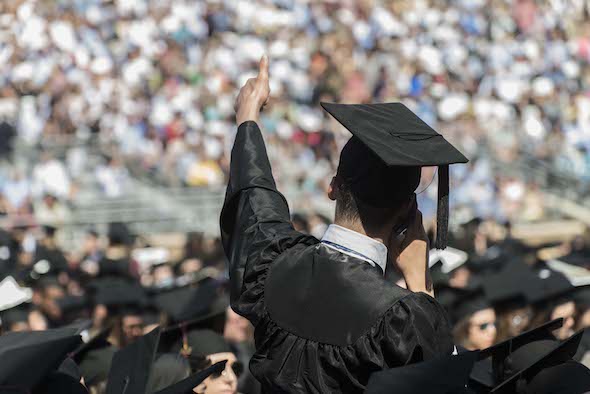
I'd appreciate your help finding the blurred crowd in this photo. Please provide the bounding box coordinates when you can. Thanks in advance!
[1,213,590,393]
[1,0,590,391]
[0,0,589,229]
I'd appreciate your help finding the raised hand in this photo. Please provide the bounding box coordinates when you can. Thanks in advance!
[235,55,271,126]
[389,200,433,297]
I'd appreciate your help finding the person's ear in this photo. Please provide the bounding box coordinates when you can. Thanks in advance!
[327,177,338,201]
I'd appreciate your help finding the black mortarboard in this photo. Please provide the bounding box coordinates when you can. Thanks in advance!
[34,358,87,394]
[106,326,224,394]
[106,326,161,394]
[365,350,479,393]
[90,278,148,314]
[108,222,133,246]
[448,287,491,324]
[469,318,563,390]
[71,325,114,364]
[525,268,574,306]
[0,328,82,391]
[0,303,30,330]
[491,330,586,393]
[321,102,468,249]
[482,263,535,309]
[76,343,117,387]
[574,287,590,310]
[158,292,229,355]
[153,278,220,323]
[153,361,227,394]
[56,295,90,323]
[178,329,231,358]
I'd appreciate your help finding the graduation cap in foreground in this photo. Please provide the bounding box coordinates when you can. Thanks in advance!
[321,102,468,249]
[365,350,479,393]
[35,358,87,394]
[491,329,587,394]
[106,326,227,394]
[153,361,226,394]
[72,325,116,387]
[0,327,82,391]
[469,318,563,390]
[106,326,162,394]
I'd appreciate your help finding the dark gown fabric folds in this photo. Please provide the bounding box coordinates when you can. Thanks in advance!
[220,121,454,393]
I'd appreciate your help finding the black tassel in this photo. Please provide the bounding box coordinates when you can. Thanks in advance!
[435,165,449,249]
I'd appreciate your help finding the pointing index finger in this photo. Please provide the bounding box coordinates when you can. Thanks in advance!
[258,55,269,82]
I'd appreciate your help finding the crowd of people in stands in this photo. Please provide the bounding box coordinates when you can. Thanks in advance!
[0,0,589,226]
[1,0,590,392]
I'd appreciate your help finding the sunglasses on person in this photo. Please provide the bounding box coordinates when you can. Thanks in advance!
[209,360,244,380]
[474,321,496,331]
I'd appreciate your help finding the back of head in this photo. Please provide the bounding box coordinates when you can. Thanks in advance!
[335,137,420,233]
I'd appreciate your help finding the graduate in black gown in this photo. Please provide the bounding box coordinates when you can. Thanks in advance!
[220,56,468,393]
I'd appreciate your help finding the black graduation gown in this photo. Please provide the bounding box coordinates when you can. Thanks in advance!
[220,121,454,393]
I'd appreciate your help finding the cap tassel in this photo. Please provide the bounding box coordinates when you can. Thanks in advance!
[435,165,449,250]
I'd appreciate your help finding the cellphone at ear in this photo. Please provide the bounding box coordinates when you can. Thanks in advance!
[393,194,417,238]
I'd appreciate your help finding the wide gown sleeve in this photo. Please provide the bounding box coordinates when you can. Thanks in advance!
[378,292,455,366]
[220,121,309,324]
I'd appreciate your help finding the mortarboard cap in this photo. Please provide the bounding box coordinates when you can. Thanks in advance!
[365,350,479,393]
[108,222,133,246]
[105,326,225,394]
[35,357,87,394]
[56,295,90,323]
[72,325,113,362]
[0,303,31,331]
[429,247,469,274]
[0,328,82,391]
[321,102,468,249]
[491,330,586,393]
[153,361,227,394]
[177,329,231,359]
[0,276,32,312]
[158,293,229,355]
[574,287,590,310]
[447,287,491,324]
[482,263,535,309]
[524,268,574,306]
[106,326,161,394]
[546,258,590,287]
[153,278,220,323]
[469,318,563,390]
[76,344,117,387]
[90,278,148,314]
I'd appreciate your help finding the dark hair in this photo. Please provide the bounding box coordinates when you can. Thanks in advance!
[452,316,472,348]
[335,180,408,234]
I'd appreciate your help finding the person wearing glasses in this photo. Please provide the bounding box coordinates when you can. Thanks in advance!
[189,329,242,394]
[450,288,497,351]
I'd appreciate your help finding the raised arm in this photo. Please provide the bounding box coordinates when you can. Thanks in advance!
[219,56,306,321]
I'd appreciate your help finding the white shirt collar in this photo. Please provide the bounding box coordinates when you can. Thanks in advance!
[321,224,388,275]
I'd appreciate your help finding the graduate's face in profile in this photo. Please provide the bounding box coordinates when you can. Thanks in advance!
[468,308,497,350]
[194,352,239,394]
